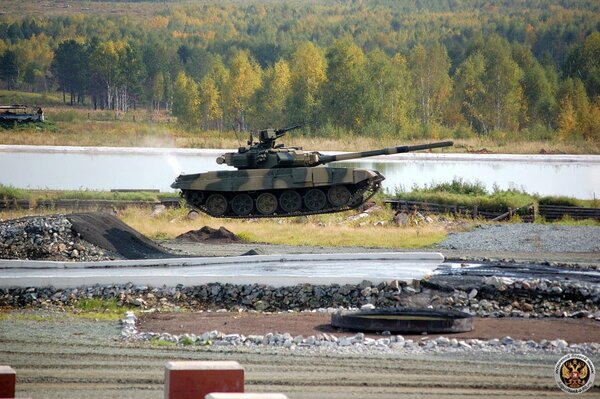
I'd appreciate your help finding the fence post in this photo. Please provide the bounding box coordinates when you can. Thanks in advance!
[164,361,244,399]
[0,366,16,399]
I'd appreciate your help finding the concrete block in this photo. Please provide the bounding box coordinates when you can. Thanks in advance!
[0,366,16,399]
[206,394,288,399]
[165,361,244,399]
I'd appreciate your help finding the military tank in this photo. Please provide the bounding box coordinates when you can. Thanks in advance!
[171,126,453,218]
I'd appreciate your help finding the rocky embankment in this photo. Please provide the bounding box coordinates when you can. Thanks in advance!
[2,275,598,319]
[121,311,599,355]
[0,215,115,261]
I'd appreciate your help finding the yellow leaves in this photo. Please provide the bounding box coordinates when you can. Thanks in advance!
[173,72,200,126]
[171,31,189,39]
[557,96,577,141]
[145,16,169,30]
[291,42,327,93]
[226,50,261,114]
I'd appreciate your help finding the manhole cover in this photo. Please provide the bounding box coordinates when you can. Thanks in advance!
[331,308,473,334]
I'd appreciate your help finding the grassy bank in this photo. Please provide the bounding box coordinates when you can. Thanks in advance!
[394,179,600,223]
[121,205,448,249]
[0,184,173,203]
[0,101,597,154]
[0,201,448,249]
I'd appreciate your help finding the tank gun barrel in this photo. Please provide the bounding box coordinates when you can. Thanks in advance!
[275,124,302,135]
[317,140,453,165]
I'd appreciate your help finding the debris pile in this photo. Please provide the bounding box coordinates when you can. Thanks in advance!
[0,215,115,261]
[176,226,241,243]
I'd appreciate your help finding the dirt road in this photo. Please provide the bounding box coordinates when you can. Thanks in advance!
[1,312,598,399]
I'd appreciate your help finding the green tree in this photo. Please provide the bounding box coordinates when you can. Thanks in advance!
[479,36,524,132]
[199,75,222,130]
[225,50,262,131]
[0,49,20,89]
[366,49,413,135]
[287,41,327,129]
[52,40,88,105]
[513,45,556,128]
[253,59,291,128]
[117,44,146,111]
[321,38,371,131]
[172,71,199,126]
[453,51,487,133]
[564,31,600,99]
[409,43,452,132]
[88,39,121,109]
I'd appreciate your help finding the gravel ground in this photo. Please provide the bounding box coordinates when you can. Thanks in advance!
[2,219,600,398]
[438,224,600,253]
[2,311,598,399]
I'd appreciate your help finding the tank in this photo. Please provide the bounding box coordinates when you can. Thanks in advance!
[171,126,453,218]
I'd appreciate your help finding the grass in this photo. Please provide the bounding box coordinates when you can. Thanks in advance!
[149,337,177,347]
[394,178,600,214]
[72,298,133,321]
[119,204,448,249]
[0,305,132,322]
[0,184,175,203]
[0,102,598,154]
[0,90,63,107]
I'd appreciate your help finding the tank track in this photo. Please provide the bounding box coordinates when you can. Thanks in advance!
[181,177,383,219]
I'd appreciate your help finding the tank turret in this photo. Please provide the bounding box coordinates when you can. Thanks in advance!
[216,125,453,170]
[171,127,453,218]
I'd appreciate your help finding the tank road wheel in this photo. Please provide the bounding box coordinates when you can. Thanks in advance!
[256,192,278,215]
[231,193,254,216]
[185,191,204,207]
[327,185,351,207]
[279,190,302,213]
[348,192,364,208]
[304,188,327,211]
[205,194,228,217]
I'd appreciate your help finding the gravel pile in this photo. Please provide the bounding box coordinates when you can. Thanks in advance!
[438,224,600,253]
[121,311,600,355]
[0,215,115,261]
[2,277,599,319]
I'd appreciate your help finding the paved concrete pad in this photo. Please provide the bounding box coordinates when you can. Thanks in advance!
[0,252,443,288]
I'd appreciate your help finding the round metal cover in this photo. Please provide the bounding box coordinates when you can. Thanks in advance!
[331,308,473,334]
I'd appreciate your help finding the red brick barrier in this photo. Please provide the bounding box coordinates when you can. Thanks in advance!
[164,361,244,399]
[0,366,16,399]
[205,394,288,399]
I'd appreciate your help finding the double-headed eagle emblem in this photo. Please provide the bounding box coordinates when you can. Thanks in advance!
[561,358,590,389]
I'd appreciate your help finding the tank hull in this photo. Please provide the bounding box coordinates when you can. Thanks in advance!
[171,166,384,218]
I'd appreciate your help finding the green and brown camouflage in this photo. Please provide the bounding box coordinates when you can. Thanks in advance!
[171,127,453,218]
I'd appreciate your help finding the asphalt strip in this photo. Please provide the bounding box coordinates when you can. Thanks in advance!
[0,252,444,288]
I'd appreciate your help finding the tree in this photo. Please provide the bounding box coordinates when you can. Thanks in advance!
[321,38,371,131]
[117,44,146,111]
[287,41,327,129]
[172,71,199,126]
[479,36,524,132]
[203,57,229,130]
[52,40,88,104]
[253,59,291,128]
[0,49,19,89]
[453,51,487,133]
[88,39,121,109]
[225,50,262,131]
[199,76,222,130]
[564,32,600,99]
[557,95,577,140]
[366,49,413,135]
[409,43,452,132]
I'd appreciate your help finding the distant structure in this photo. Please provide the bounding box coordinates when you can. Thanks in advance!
[0,105,44,124]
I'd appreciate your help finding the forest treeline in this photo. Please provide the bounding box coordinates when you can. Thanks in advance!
[0,0,599,141]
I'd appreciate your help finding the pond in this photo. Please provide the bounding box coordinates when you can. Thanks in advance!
[1,145,599,198]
